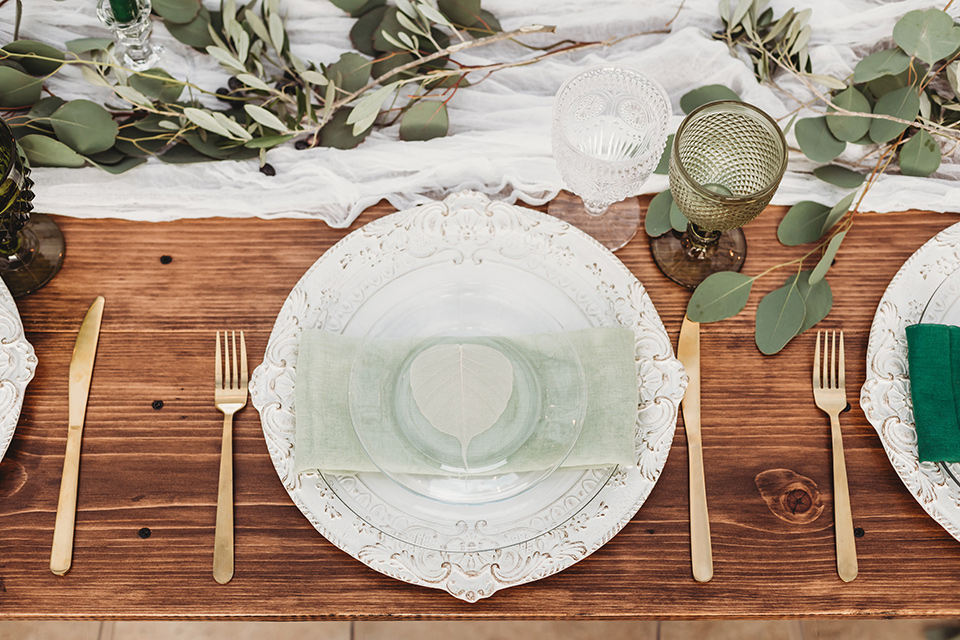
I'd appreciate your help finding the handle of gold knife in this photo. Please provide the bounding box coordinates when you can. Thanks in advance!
[213,412,234,584]
[50,423,84,576]
[687,425,713,583]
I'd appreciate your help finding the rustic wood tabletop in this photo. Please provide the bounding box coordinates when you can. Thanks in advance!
[2,197,959,619]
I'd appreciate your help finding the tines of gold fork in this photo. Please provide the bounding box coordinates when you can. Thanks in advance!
[813,330,857,583]
[214,331,247,585]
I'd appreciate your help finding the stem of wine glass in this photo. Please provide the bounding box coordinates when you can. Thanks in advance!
[681,222,723,259]
[582,200,610,216]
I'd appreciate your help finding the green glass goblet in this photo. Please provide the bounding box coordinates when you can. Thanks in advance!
[650,100,787,288]
[0,117,65,298]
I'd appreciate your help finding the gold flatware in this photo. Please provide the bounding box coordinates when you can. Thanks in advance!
[677,316,713,583]
[813,330,857,583]
[50,296,104,576]
[213,330,247,584]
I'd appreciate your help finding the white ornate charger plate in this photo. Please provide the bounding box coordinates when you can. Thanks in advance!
[0,277,36,462]
[861,220,960,542]
[250,191,685,601]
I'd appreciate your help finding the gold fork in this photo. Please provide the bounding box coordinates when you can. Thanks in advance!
[813,330,857,583]
[214,330,247,585]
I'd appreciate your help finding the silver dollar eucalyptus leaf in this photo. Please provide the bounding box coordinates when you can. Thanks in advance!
[410,343,514,469]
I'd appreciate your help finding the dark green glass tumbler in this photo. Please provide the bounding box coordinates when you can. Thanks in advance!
[0,117,65,297]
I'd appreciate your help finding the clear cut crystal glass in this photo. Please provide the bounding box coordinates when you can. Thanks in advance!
[550,65,671,251]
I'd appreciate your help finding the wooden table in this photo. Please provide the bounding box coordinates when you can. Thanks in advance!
[1,198,959,619]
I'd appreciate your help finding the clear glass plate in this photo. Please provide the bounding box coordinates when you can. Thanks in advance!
[250,192,686,601]
[348,275,587,505]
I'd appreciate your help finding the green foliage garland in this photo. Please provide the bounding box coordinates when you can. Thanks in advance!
[646,2,960,355]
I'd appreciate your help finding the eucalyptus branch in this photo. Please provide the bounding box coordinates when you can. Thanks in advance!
[749,39,960,142]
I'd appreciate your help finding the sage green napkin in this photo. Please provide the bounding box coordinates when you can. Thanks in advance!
[294,327,639,475]
[906,323,960,463]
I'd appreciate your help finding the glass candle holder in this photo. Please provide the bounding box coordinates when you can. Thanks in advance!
[650,100,787,288]
[550,65,671,252]
[0,117,65,298]
[97,0,161,71]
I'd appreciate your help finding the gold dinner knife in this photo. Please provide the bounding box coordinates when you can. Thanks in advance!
[677,315,713,582]
[50,296,104,576]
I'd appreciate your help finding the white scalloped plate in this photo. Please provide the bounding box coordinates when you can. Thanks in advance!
[250,191,685,601]
[861,220,960,542]
[0,277,36,463]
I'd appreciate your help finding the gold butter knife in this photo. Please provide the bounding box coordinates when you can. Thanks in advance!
[50,296,104,576]
[677,315,713,582]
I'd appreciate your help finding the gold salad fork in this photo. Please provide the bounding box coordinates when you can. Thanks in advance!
[813,330,857,582]
[214,331,247,584]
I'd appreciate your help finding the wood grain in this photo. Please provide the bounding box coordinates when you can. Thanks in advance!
[1,199,960,619]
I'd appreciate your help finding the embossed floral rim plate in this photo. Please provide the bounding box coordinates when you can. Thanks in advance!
[250,191,685,602]
[0,277,37,463]
[861,220,960,543]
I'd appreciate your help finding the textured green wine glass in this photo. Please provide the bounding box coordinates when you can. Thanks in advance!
[650,100,787,289]
[0,117,65,298]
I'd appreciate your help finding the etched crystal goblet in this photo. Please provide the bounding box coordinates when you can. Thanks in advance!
[650,100,787,288]
[550,65,671,251]
[0,117,65,297]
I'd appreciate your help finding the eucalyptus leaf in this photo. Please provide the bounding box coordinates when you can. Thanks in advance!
[86,147,125,165]
[730,0,752,28]
[805,73,846,91]
[669,201,688,233]
[438,0,482,27]
[812,165,865,188]
[777,201,831,246]
[826,87,871,142]
[320,109,371,149]
[89,155,148,174]
[133,114,175,132]
[0,66,43,108]
[50,99,118,155]
[371,52,417,81]
[157,143,215,163]
[64,38,113,55]
[115,128,169,157]
[243,133,295,149]
[821,191,856,235]
[869,87,920,143]
[28,96,65,120]
[1,40,65,76]
[399,100,449,141]
[185,132,257,160]
[795,117,845,163]
[18,134,86,167]
[679,85,740,115]
[852,48,911,83]
[329,0,386,17]
[686,271,754,323]
[350,6,388,57]
[373,8,411,53]
[327,52,371,94]
[653,134,674,175]
[166,7,215,49]
[899,129,941,177]
[152,0,201,24]
[644,190,673,237]
[785,270,833,335]
[464,9,501,37]
[808,230,846,285]
[755,281,805,355]
[130,68,183,102]
[268,11,286,53]
[300,70,328,87]
[206,45,246,73]
[893,8,960,65]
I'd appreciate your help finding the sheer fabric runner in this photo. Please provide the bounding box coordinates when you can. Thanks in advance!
[6,0,958,225]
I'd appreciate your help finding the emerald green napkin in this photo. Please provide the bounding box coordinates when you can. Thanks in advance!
[906,323,960,463]
[294,327,639,475]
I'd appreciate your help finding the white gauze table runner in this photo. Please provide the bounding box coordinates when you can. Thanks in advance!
[3,0,960,225]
